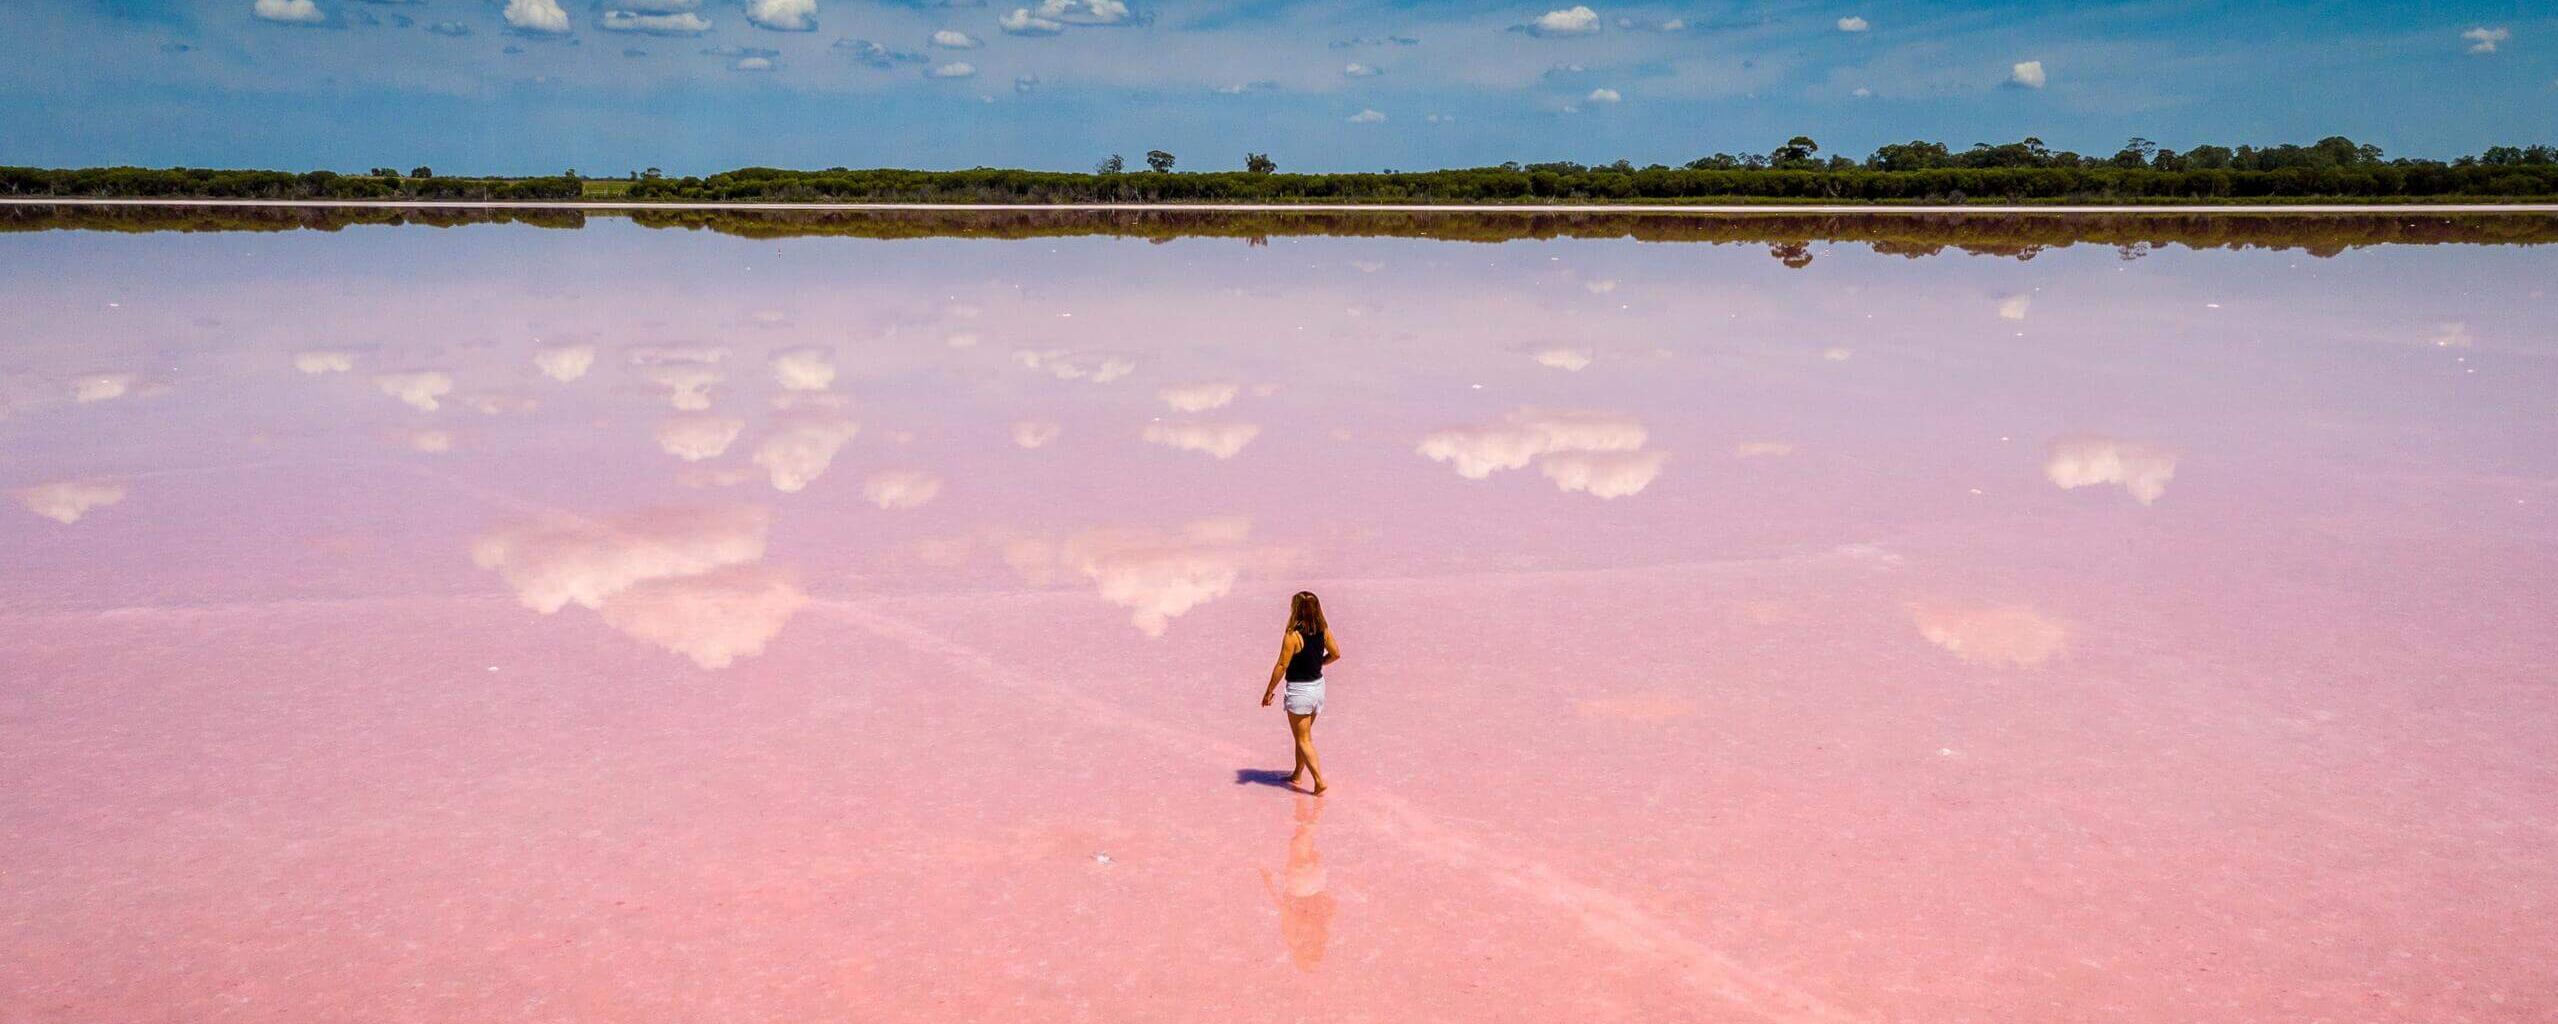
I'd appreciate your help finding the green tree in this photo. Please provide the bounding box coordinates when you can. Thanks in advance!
[1770,135,1820,168]
[409,166,433,179]
[1145,150,1176,173]
[2183,145,2234,170]
[1096,153,1124,174]
[1245,152,1276,174]
[1866,140,1949,171]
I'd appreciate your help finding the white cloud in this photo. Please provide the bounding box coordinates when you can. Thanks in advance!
[1012,419,1062,449]
[2463,26,2509,54]
[1583,278,1616,293]
[598,565,807,669]
[1418,408,1647,479]
[932,28,980,48]
[1526,6,1600,36]
[1997,294,2031,320]
[1912,603,2067,668]
[1852,86,1872,97]
[655,414,745,461]
[601,10,712,34]
[1836,16,1868,32]
[1347,108,1386,123]
[1342,62,1381,77]
[535,344,596,382]
[1143,421,1260,459]
[373,371,454,412]
[71,372,134,404]
[253,0,326,26]
[1533,346,1594,371]
[864,470,945,509]
[2009,60,2046,88]
[2428,321,2474,348]
[1615,15,1682,32]
[945,332,981,349]
[753,412,859,492]
[1157,381,1238,412]
[1731,441,1796,458]
[999,8,1064,34]
[16,480,126,525]
[504,0,571,34]
[1014,349,1135,383]
[928,60,976,78]
[1030,0,1130,25]
[2044,436,2177,505]
[1821,346,1853,362]
[770,347,837,391]
[1586,87,1621,103]
[744,0,817,31]
[292,349,356,374]
[735,56,776,71]
[1424,113,1454,124]
[1538,450,1665,498]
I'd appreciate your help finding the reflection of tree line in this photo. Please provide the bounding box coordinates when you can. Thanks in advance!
[8,204,2558,260]
[0,204,587,234]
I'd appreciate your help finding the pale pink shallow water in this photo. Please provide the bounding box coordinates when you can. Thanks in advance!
[2,218,2554,1023]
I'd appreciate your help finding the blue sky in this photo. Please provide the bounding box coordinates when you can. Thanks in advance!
[2,1,2551,174]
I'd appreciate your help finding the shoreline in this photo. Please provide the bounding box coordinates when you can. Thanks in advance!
[8,197,2558,215]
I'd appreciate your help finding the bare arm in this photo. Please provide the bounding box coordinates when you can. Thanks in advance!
[1262,630,1302,707]
[1321,631,1342,667]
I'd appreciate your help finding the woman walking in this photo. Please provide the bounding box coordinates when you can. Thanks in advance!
[1261,591,1341,795]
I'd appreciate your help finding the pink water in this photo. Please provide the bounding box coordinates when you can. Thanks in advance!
[2,220,2553,1022]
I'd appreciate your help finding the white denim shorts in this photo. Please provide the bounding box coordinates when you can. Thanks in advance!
[1283,677,1326,716]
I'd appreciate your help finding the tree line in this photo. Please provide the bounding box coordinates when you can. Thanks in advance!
[3,136,2553,204]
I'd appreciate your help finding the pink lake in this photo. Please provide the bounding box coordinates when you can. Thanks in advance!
[2,211,2554,1023]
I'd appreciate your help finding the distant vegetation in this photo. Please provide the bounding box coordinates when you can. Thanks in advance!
[11,203,2558,264]
[4,137,2556,204]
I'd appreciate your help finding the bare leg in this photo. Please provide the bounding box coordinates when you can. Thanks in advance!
[1289,712,1326,795]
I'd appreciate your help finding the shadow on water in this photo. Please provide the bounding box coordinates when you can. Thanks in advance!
[1235,768,1301,790]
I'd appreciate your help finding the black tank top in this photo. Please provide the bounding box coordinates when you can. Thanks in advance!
[1285,627,1326,682]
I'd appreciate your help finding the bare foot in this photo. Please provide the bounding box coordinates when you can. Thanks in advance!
[1310,779,1328,796]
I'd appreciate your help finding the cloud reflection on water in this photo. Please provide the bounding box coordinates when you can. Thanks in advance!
[1911,603,2069,668]
[470,505,803,669]
[15,479,126,524]
[2045,436,2178,505]
[1418,408,1662,497]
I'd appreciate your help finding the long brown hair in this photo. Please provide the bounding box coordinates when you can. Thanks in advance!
[1288,591,1327,638]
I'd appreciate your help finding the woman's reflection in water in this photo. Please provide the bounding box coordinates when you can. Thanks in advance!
[1259,793,1335,972]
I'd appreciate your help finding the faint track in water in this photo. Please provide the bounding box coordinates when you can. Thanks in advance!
[809,598,1871,1024]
